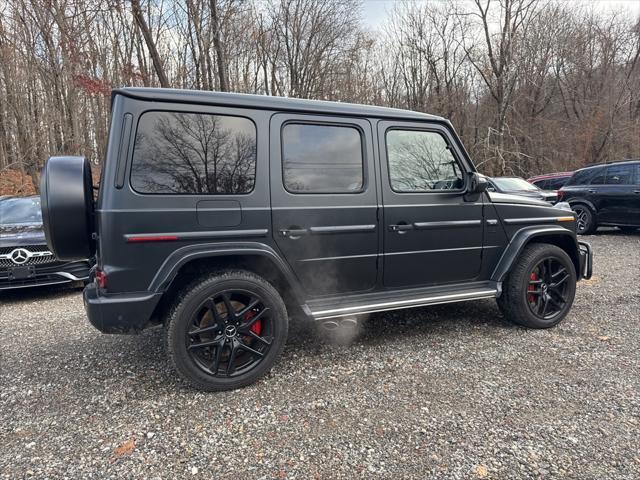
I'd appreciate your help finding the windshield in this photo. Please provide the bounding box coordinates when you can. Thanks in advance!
[492,177,539,192]
[0,197,42,225]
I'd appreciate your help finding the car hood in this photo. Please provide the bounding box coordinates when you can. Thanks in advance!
[0,223,47,248]
[488,191,550,206]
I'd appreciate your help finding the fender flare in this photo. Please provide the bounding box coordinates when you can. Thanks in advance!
[567,198,597,213]
[491,226,580,282]
[148,241,306,304]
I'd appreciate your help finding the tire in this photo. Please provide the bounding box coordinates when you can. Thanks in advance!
[497,244,576,329]
[572,204,596,235]
[40,156,95,260]
[618,226,638,233]
[166,270,288,391]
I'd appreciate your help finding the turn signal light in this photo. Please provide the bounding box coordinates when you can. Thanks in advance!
[95,269,107,289]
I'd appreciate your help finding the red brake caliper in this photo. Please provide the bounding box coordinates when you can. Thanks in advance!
[244,310,262,336]
[528,272,537,303]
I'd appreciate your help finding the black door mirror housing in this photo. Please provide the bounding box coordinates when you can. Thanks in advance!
[466,172,488,195]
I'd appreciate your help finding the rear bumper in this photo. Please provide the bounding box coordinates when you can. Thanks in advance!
[83,283,162,334]
[578,241,593,280]
[0,260,91,290]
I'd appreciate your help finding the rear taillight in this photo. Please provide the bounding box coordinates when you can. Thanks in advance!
[95,269,107,289]
[557,190,565,201]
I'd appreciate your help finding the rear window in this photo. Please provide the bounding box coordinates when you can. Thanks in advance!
[131,111,257,194]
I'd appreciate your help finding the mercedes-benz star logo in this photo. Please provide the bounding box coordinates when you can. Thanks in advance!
[224,325,237,338]
[9,248,30,265]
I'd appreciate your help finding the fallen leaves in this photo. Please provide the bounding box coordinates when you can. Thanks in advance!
[579,275,600,286]
[111,438,135,461]
[474,464,489,477]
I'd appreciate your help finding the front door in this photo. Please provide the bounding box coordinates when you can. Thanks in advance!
[378,121,484,288]
[270,114,379,297]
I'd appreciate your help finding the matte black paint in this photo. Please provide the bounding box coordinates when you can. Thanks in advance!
[43,88,592,333]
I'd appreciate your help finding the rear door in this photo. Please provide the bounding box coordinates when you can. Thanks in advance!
[378,121,484,288]
[600,164,638,224]
[270,114,379,296]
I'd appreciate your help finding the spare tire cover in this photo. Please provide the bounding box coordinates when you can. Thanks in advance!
[40,156,95,260]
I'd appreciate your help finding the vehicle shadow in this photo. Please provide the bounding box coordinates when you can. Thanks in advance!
[29,298,513,395]
[586,227,640,237]
[0,283,82,304]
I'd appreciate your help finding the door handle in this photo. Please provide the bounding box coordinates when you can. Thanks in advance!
[588,189,597,194]
[389,223,414,232]
[279,228,308,238]
[633,190,640,194]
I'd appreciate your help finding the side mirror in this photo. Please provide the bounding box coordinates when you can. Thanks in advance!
[466,172,488,194]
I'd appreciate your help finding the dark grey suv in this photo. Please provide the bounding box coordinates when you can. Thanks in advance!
[40,88,592,391]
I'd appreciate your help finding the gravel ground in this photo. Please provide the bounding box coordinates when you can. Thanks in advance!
[1,231,639,479]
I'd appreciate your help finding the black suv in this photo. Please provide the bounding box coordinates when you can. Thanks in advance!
[0,195,91,290]
[558,160,640,234]
[40,88,592,391]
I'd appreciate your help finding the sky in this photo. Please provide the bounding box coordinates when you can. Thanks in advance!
[360,0,640,30]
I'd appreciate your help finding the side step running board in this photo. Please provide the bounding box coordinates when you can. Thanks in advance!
[311,288,499,320]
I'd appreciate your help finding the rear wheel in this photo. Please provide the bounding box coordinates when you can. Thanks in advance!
[572,204,596,235]
[166,270,288,391]
[497,244,576,329]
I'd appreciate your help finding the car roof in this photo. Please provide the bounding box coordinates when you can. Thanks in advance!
[527,172,573,180]
[578,159,640,171]
[114,87,446,123]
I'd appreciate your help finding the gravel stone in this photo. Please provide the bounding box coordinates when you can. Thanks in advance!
[1,231,639,479]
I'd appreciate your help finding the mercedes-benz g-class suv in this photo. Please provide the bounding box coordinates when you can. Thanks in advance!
[40,88,592,391]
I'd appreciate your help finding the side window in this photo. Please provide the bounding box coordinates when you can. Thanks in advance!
[566,169,593,186]
[548,178,567,189]
[282,123,364,193]
[589,168,606,185]
[131,111,256,194]
[386,129,463,192]
[604,165,633,185]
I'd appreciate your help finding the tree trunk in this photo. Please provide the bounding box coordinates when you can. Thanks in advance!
[210,0,229,91]
[131,0,169,88]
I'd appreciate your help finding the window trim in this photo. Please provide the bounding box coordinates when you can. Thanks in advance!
[129,109,258,196]
[384,127,466,194]
[280,120,367,195]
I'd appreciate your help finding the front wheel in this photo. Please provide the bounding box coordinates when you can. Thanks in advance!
[166,270,288,391]
[497,244,576,329]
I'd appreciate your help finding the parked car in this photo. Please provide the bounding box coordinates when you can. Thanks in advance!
[39,88,592,391]
[527,172,574,190]
[558,160,640,234]
[487,176,558,203]
[0,195,91,290]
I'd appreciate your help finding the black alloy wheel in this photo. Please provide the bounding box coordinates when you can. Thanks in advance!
[573,205,595,234]
[187,290,273,377]
[497,243,576,329]
[166,270,288,391]
[525,258,571,321]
